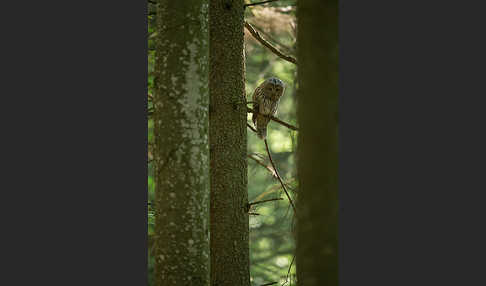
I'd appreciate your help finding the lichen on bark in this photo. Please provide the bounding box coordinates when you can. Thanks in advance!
[153,1,210,285]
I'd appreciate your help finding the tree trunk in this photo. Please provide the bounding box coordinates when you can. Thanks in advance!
[209,1,249,285]
[152,1,210,285]
[296,0,339,285]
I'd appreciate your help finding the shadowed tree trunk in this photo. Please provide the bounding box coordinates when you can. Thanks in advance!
[209,0,249,285]
[296,0,339,285]
[152,1,210,285]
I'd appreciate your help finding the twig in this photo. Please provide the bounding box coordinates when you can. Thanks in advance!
[282,254,296,286]
[259,282,278,286]
[247,107,299,131]
[249,212,260,216]
[244,0,280,8]
[264,139,296,214]
[250,22,294,54]
[248,153,295,196]
[251,182,284,202]
[247,122,258,133]
[245,21,297,65]
[249,197,283,206]
[247,154,277,178]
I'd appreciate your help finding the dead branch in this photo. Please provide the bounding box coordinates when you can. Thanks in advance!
[244,0,280,8]
[264,139,296,213]
[247,122,258,133]
[247,107,299,131]
[282,254,296,286]
[249,22,294,54]
[249,197,283,206]
[259,282,278,286]
[248,154,277,178]
[245,21,297,65]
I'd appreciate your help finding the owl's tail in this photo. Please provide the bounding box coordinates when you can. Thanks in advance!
[257,127,266,140]
[256,116,270,140]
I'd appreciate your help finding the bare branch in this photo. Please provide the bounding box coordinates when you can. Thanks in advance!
[248,154,277,178]
[250,22,294,54]
[245,21,297,65]
[248,197,283,206]
[259,282,278,286]
[264,139,297,213]
[282,254,296,286]
[247,122,258,133]
[244,0,280,8]
[247,107,299,131]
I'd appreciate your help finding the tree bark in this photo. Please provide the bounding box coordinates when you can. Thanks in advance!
[153,1,210,285]
[296,0,339,285]
[209,1,249,285]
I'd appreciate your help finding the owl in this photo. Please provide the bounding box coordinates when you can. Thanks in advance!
[252,77,285,139]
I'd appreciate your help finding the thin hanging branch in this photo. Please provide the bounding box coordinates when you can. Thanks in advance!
[264,139,297,213]
[245,21,297,65]
[244,0,280,8]
[282,254,296,286]
[247,107,299,131]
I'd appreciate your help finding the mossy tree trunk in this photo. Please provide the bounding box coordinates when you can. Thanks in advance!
[152,1,210,285]
[296,0,339,285]
[209,1,249,285]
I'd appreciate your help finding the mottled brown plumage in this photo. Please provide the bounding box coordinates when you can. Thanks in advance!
[252,77,285,139]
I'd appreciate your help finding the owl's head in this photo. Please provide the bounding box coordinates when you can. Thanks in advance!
[264,77,285,99]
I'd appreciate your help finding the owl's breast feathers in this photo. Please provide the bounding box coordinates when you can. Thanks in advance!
[251,78,285,139]
[261,97,279,115]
